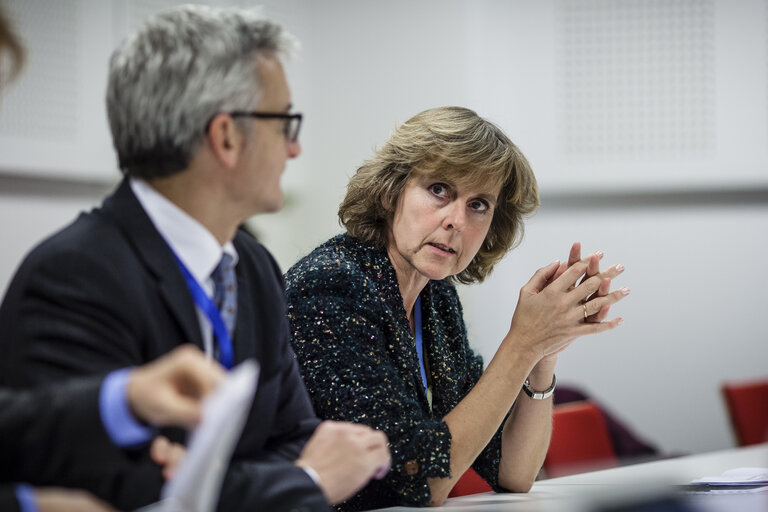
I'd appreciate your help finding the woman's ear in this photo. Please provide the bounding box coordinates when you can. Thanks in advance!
[206,113,244,168]
[379,178,401,212]
[379,192,392,212]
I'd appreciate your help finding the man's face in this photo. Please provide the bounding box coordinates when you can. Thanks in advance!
[234,56,301,214]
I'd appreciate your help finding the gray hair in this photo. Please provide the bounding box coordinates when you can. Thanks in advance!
[106,4,297,179]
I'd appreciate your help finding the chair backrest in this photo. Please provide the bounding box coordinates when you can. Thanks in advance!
[544,400,618,478]
[448,467,493,497]
[721,378,768,446]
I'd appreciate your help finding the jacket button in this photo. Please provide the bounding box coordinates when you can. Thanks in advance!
[404,460,419,476]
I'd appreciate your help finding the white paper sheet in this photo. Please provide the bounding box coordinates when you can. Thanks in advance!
[690,467,768,486]
[138,359,259,512]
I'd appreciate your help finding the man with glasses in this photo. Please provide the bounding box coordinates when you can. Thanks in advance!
[0,5,390,511]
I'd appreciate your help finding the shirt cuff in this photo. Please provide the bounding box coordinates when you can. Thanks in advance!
[15,484,38,512]
[99,368,155,447]
[300,464,322,488]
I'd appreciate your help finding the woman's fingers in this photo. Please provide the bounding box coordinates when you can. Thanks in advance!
[566,241,602,282]
[587,278,613,322]
[592,304,611,323]
[550,260,569,283]
[578,315,625,334]
[548,244,607,289]
[597,263,624,289]
[555,252,611,293]
[586,251,603,280]
[512,250,628,360]
[582,286,630,319]
[526,260,562,293]
[551,259,592,291]
[571,261,625,301]
[548,242,584,286]
[567,242,581,267]
[581,262,625,307]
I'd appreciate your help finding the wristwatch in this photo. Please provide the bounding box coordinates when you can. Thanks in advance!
[522,373,556,400]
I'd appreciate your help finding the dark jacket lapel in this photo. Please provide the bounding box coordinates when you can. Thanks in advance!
[370,244,432,409]
[230,232,268,365]
[100,179,205,350]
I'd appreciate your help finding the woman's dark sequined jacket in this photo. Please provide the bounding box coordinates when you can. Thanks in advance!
[285,234,505,511]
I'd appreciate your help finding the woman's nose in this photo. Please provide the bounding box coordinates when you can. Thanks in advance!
[442,202,466,231]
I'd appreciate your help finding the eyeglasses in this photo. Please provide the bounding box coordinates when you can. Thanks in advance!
[228,111,303,142]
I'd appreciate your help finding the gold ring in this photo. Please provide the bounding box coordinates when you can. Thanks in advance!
[583,303,588,320]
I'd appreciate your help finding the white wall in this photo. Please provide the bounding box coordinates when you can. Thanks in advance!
[0,180,110,295]
[461,196,768,455]
[1,0,766,457]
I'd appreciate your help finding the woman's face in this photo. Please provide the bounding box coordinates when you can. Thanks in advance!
[387,173,500,282]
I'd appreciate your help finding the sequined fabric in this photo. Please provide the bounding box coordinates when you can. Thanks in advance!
[285,233,504,511]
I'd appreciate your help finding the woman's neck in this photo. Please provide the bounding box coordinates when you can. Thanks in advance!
[386,244,429,326]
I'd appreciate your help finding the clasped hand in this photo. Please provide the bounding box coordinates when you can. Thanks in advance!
[509,242,629,362]
[296,420,391,505]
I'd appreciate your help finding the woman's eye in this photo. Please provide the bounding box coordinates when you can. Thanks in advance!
[469,199,489,213]
[429,183,448,197]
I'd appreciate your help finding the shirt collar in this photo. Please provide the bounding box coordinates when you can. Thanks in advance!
[130,178,238,285]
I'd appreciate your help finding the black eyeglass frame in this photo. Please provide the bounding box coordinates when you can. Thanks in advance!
[206,111,303,142]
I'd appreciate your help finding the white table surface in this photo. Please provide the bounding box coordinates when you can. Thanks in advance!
[368,443,768,512]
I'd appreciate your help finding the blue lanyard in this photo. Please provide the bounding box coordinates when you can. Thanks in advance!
[414,295,428,393]
[172,253,234,370]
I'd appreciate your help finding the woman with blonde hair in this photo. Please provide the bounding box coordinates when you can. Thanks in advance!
[285,106,628,510]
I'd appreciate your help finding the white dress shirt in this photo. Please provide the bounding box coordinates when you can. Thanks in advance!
[130,178,239,358]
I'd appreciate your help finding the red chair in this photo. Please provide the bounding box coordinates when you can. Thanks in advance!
[448,467,493,497]
[543,400,618,478]
[722,378,768,446]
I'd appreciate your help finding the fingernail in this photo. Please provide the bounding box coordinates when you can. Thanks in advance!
[616,263,625,272]
[621,287,630,295]
[617,318,624,325]
[595,250,604,258]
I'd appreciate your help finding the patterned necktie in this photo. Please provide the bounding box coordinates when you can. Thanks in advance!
[211,253,237,341]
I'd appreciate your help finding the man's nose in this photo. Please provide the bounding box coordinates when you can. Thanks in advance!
[286,138,301,158]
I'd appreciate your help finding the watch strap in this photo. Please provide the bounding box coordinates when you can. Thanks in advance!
[522,373,557,400]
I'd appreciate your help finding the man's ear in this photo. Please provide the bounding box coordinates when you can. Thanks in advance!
[206,113,244,168]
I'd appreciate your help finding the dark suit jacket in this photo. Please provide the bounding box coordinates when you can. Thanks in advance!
[0,179,327,511]
[0,377,110,512]
[0,488,20,512]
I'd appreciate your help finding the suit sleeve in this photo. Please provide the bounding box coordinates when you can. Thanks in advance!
[0,248,171,508]
[0,378,103,484]
[0,378,163,505]
[1,248,148,387]
[257,244,322,462]
[0,486,21,512]
[218,308,327,512]
[214,237,328,512]
[216,349,328,512]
